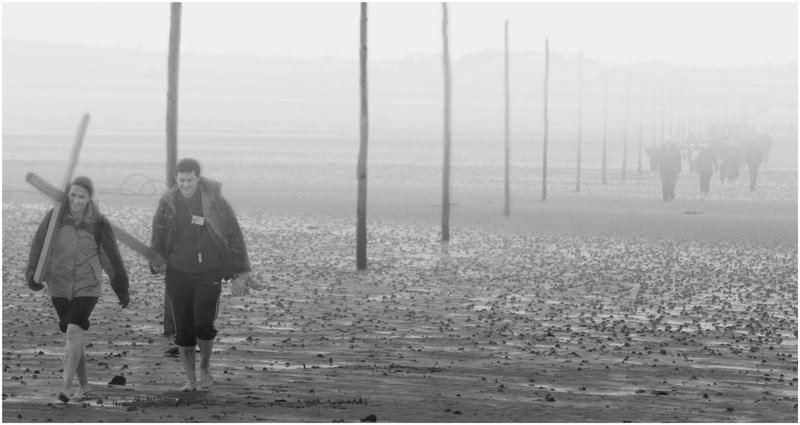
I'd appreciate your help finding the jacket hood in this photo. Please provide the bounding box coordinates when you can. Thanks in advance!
[62,200,103,225]
[161,177,223,207]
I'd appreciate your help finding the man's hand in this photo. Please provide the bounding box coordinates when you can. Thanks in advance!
[230,278,249,297]
[244,272,266,291]
[118,294,130,309]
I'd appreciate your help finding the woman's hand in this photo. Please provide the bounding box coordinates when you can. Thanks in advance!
[27,277,44,291]
[150,262,167,274]
[118,294,130,309]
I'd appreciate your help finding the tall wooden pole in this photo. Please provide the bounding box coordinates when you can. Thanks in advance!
[503,20,510,216]
[356,3,369,270]
[622,68,631,180]
[677,99,684,142]
[576,52,583,192]
[660,88,665,145]
[541,39,549,201]
[602,65,608,184]
[163,2,181,338]
[637,81,644,174]
[441,2,451,242]
[710,107,715,142]
[669,86,675,139]
[652,90,657,152]
[166,2,181,188]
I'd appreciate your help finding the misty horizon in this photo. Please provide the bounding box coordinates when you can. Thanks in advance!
[3,38,796,145]
[3,2,797,66]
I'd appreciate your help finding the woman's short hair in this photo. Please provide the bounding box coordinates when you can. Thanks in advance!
[70,176,94,198]
[176,158,201,176]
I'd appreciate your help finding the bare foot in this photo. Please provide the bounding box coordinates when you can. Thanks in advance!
[200,370,214,389]
[180,382,197,392]
[72,385,90,400]
[57,392,70,403]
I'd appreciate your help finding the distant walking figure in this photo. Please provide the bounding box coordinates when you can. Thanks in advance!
[656,144,682,201]
[717,144,741,186]
[150,158,263,392]
[744,141,764,191]
[25,176,130,403]
[694,145,717,196]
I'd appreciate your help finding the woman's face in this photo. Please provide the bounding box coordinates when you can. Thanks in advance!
[68,184,91,217]
[177,171,199,198]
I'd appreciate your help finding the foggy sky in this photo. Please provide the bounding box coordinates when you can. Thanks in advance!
[2,2,797,67]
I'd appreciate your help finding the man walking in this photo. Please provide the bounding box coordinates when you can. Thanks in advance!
[150,158,262,391]
[695,144,717,197]
[657,143,682,201]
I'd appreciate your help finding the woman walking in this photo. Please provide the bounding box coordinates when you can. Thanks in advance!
[26,176,130,403]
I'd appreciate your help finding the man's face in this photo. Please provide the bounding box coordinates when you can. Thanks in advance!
[177,171,199,198]
[68,184,90,217]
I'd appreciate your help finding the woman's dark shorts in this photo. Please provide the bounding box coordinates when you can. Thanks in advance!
[51,297,99,333]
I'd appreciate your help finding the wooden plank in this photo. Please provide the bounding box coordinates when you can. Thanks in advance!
[33,114,89,284]
[26,172,166,267]
[33,204,63,283]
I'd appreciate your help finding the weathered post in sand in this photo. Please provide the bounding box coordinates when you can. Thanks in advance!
[602,65,608,184]
[163,1,182,338]
[668,87,675,138]
[503,20,510,216]
[652,91,657,160]
[356,3,369,270]
[660,90,665,145]
[622,68,631,180]
[576,51,583,192]
[637,82,644,174]
[441,2,452,242]
[167,2,181,188]
[541,39,549,201]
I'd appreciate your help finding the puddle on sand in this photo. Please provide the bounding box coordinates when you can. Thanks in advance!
[245,362,346,371]
[687,363,763,372]
[525,382,649,397]
[5,348,63,357]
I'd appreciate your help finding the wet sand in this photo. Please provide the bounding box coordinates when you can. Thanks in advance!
[2,170,797,422]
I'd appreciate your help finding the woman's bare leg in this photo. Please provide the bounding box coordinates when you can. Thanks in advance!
[72,347,89,399]
[60,324,83,402]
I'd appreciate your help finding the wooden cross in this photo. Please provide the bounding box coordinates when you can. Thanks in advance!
[32,114,89,284]
[26,173,166,267]
[28,115,165,283]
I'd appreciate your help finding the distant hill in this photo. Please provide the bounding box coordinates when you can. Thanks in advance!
[3,39,797,141]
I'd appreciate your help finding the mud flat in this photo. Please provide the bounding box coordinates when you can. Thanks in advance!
[2,173,797,422]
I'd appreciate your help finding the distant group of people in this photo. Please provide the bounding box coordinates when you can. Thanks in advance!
[25,158,264,402]
[648,134,770,201]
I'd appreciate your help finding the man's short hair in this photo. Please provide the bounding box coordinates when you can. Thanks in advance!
[176,158,201,176]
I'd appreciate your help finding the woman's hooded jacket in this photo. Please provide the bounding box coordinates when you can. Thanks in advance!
[26,201,130,302]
